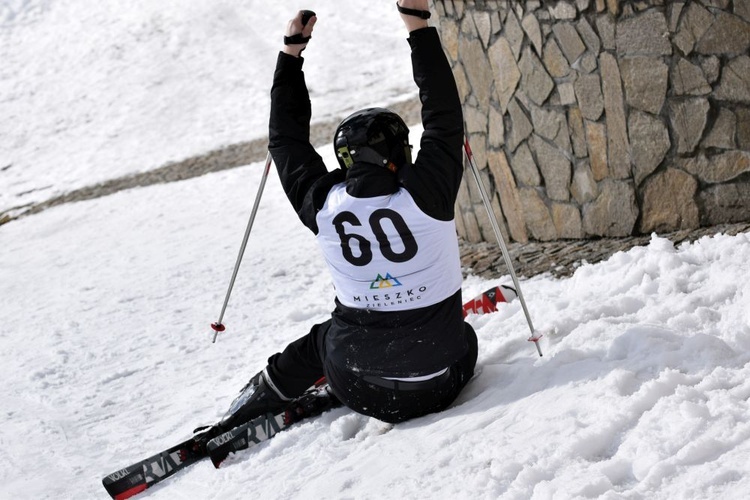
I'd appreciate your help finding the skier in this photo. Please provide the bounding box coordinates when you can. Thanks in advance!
[199,0,475,446]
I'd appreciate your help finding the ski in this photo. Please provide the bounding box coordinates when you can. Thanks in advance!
[102,383,339,498]
[101,436,206,499]
[208,383,340,467]
[462,284,517,317]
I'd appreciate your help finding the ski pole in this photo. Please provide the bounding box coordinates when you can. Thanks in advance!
[210,151,273,343]
[463,137,543,357]
[210,10,315,343]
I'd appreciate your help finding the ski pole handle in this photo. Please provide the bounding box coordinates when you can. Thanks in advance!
[301,10,316,26]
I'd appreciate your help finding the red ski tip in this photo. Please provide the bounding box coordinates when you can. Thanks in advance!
[114,484,147,500]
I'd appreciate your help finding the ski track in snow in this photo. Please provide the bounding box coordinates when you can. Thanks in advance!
[2,2,750,499]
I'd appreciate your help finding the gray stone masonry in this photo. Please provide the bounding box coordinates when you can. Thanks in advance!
[3,2,750,284]
[435,0,750,244]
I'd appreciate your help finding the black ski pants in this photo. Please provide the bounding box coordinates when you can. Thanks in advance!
[266,320,478,424]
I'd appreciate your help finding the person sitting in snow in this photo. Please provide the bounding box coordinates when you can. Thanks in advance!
[200,0,475,445]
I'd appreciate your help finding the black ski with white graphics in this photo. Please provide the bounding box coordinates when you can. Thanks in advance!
[101,383,340,499]
[207,383,341,467]
[101,436,206,499]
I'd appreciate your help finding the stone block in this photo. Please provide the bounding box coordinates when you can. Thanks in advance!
[607,0,619,16]
[467,132,489,172]
[490,195,512,243]
[668,2,685,32]
[737,0,750,23]
[441,21,460,62]
[575,73,604,121]
[491,9,504,35]
[531,105,573,153]
[522,13,544,56]
[673,2,714,56]
[558,81,577,106]
[700,55,721,84]
[669,98,710,154]
[518,46,555,106]
[552,203,584,239]
[507,98,533,152]
[456,169,471,207]
[488,105,505,148]
[510,142,541,186]
[472,11,493,48]
[702,107,737,150]
[699,182,750,225]
[628,110,671,186]
[542,38,572,78]
[582,179,638,237]
[488,37,521,113]
[571,160,599,204]
[701,0,730,8]
[459,36,493,109]
[585,119,608,180]
[673,58,712,95]
[715,55,750,103]
[568,107,588,158]
[695,11,750,56]
[639,168,699,233]
[619,56,669,114]
[596,14,616,50]
[487,149,528,243]
[578,52,599,74]
[530,134,572,202]
[519,187,558,241]
[465,105,488,134]
[737,108,750,150]
[679,150,750,184]
[600,53,631,179]
[553,23,587,64]
[461,207,484,243]
[504,10,525,60]
[549,1,578,20]
[616,10,671,56]
[453,62,471,102]
[454,0,464,19]
[577,17,601,54]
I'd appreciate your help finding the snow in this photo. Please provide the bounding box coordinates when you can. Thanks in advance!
[2,2,750,499]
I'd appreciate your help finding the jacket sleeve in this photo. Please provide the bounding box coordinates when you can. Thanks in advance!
[268,52,341,233]
[398,27,464,222]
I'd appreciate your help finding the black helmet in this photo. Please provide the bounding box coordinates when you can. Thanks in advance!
[333,108,412,172]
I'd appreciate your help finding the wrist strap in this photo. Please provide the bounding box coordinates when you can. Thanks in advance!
[284,33,311,45]
[396,2,431,19]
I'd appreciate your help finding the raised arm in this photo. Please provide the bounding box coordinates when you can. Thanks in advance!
[268,11,335,231]
[397,0,465,221]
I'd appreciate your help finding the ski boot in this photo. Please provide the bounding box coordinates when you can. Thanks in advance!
[192,369,290,453]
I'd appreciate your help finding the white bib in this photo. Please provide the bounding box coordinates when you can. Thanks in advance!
[316,184,462,311]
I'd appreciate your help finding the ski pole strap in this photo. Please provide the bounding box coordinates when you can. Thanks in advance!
[396,2,431,19]
[284,33,311,45]
[284,9,315,45]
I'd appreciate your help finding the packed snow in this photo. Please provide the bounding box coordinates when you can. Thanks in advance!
[2,2,750,499]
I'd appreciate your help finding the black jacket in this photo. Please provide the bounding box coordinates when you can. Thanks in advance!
[268,28,466,377]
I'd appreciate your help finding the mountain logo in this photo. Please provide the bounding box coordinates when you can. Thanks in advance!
[369,273,402,289]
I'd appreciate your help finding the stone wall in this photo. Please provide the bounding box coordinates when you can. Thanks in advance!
[434,0,750,243]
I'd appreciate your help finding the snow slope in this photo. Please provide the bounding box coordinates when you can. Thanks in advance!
[0,0,414,213]
[2,2,750,499]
